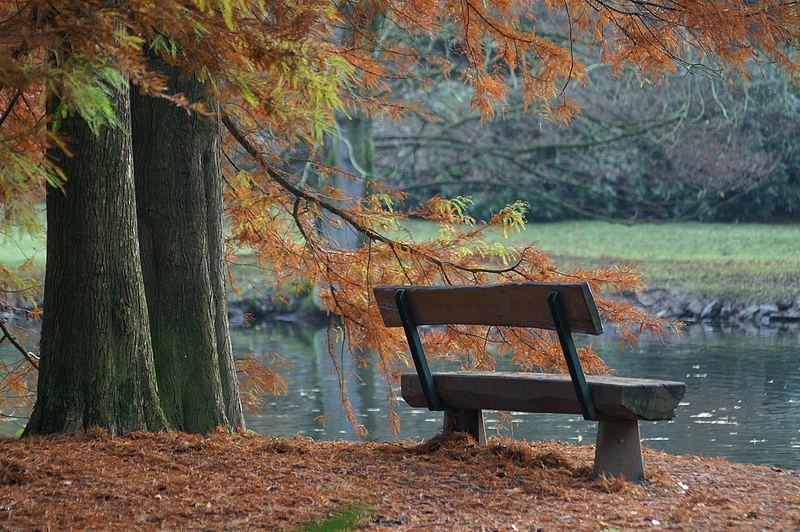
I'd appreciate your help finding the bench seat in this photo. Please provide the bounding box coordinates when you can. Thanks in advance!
[401,371,686,421]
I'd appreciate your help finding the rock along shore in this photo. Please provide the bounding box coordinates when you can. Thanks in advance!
[621,288,800,330]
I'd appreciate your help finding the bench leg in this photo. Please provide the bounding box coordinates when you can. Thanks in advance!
[442,409,486,445]
[593,420,645,483]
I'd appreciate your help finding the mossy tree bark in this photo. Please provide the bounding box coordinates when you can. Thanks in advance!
[131,64,244,432]
[25,86,169,435]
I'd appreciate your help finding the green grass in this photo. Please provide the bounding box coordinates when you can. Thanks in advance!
[301,504,368,531]
[2,219,797,301]
[401,220,800,300]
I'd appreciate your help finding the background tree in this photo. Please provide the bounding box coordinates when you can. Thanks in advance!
[374,63,798,222]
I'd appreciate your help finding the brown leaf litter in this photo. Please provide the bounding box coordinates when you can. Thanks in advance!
[0,430,797,530]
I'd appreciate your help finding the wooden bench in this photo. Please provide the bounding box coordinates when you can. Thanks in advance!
[373,282,686,482]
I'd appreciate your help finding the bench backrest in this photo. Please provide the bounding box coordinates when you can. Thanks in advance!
[373,282,603,335]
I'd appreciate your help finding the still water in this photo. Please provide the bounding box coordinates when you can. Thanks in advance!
[234,323,800,470]
[1,323,797,469]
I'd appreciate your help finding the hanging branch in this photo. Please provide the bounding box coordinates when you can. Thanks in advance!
[0,319,39,370]
[222,113,526,277]
[0,90,20,129]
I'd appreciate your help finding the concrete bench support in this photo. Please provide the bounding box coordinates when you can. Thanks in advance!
[442,410,646,482]
[594,420,644,482]
[443,409,486,445]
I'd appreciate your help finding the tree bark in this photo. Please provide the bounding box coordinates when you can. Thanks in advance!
[131,63,244,432]
[25,85,168,435]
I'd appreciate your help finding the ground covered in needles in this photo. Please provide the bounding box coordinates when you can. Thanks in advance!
[1,430,797,530]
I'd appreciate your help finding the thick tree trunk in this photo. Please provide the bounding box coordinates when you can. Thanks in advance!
[131,65,244,432]
[25,87,168,435]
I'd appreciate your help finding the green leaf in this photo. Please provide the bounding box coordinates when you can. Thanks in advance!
[222,0,235,30]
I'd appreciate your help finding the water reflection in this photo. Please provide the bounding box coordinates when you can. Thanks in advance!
[236,322,800,469]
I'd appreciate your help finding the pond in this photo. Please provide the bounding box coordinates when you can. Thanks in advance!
[233,322,800,470]
[1,323,798,469]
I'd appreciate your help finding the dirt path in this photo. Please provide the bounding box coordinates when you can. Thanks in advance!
[1,431,797,530]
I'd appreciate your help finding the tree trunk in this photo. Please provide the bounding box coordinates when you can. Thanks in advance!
[25,86,168,435]
[131,64,244,432]
[321,115,372,249]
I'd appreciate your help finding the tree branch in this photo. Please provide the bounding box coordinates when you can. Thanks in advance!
[222,113,524,276]
[0,319,39,370]
[0,91,21,129]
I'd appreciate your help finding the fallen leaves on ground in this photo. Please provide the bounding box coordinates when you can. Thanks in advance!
[0,430,797,530]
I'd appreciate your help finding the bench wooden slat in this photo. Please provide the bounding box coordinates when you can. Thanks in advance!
[374,282,603,335]
[401,372,686,421]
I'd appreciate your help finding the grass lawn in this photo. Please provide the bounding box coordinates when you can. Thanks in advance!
[402,219,800,301]
[2,220,798,301]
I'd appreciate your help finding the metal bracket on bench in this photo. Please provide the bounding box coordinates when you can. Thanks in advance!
[547,291,598,421]
[395,289,448,411]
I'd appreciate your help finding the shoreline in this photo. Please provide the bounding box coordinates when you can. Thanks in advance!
[6,287,799,331]
[224,287,800,331]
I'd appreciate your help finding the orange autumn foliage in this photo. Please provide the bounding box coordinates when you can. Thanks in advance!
[1,0,798,431]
